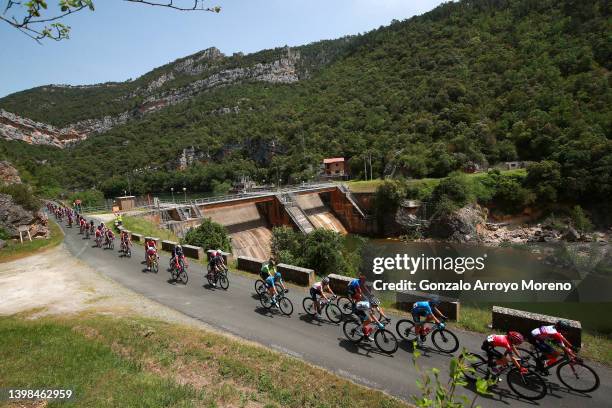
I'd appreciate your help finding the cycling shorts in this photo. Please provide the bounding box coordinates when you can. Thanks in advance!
[264,276,276,289]
[310,287,321,300]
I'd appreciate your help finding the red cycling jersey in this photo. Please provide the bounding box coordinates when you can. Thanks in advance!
[487,334,512,352]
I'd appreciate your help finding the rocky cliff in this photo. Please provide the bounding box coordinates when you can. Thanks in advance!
[0,47,301,148]
[0,194,49,239]
[0,161,21,185]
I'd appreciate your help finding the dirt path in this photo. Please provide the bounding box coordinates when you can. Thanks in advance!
[0,243,207,329]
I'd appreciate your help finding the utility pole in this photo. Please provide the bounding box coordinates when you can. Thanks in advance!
[364,155,368,181]
[369,152,373,181]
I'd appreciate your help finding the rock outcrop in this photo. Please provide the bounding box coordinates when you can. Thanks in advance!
[0,161,21,185]
[426,204,488,243]
[0,193,49,239]
[0,47,301,148]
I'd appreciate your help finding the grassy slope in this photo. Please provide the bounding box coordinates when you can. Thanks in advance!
[0,312,407,408]
[120,216,179,242]
[0,219,63,263]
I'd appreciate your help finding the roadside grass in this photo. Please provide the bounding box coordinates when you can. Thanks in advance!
[120,215,179,242]
[0,219,63,263]
[0,312,408,408]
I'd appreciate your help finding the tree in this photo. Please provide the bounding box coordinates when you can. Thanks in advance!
[182,218,230,252]
[2,0,220,42]
[525,160,562,203]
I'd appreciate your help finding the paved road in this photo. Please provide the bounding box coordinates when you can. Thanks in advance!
[60,222,610,407]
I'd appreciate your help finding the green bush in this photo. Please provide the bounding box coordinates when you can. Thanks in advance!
[570,205,593,233]
[0,227,10,240]
[270,227,364,277]
[0,184,41,212]
[182,218,231,252]
[68,189,105,208]
[428,173,473,218]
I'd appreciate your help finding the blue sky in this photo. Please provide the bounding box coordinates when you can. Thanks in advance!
[0,0,444,98]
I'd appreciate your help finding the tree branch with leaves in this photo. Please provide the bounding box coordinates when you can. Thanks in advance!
[1,0,220,43]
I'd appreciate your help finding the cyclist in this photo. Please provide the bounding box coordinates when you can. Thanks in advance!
[89,220,95,234]
[311,277,335,315]
[105,229,115,247]
[369,296,391,323]
[120,230,131,253]
[95,225,104,245]
[412,299,447,347]
[145,239,158,271]
[354,299,384,341]
[170,244,184,269]
[207,249,227,287]
[264,273,280,306]
[347,274,368,302]
[260,258,276,280]
[528,320,577,370]
[481,331,529,375]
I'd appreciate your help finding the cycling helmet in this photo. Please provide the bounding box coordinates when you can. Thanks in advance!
[274,272,282,280]
[322,277,330,285]
[370,296,380,307]
[210,250,218,257]
[507,331,524,345]
[555,320,571,332]
[176,245,183,252]
[355,300,371,311]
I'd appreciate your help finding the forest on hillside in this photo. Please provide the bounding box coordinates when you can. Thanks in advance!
[0,0,610,216]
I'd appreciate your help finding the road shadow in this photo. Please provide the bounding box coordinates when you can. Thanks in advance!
[299,313,339,326]
[253,306,290,319]
[337,338,394,359]
[542,379,594,400]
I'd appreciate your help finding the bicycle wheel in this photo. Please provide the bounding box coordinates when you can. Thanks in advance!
[325,303,343,323]
[557,360,600,393]
[178,270,188,285]
[461,353,490,382]
[126,247,131,258]
[343,319,363,343]
[218,271,229,290]
[278,296,293,316]
[254,280,266,295]
[516,347,539,371]
[507,368,547,400]
[302,298,317,316]
[260,294,273,309]
[336,296,354,316]
[374,329,398,354]
[206,272,216,287]
[151,260,158,274]
[395,319,417,341]
[431,328,459,354]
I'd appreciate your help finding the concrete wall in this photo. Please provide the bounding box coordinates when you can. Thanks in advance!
[236,256,314,287]
[328,274,353,295]
[326,189,376,235]
[131,233,143,242]
[492,306,582,346]
[396,291,460,321]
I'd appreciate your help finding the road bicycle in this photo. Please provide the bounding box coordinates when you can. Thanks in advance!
[148,254,159,273]
[170,257,188,284]
[95,234,103,248]
[343,319,398,354]
[259,290,293,316]
[395,319,459,354]
[462,352,547,400]
[104,236,114,250]
[120,240,132,258]
[336,295,385,320]
[206,265,229,290]
[518,346,599,393]
[302,294,342,323]
[254,278,284,297]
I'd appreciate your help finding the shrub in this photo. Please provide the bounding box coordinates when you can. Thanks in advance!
[428,173,473,218]
[570,205,593,233]
[182,218,231,252]
[0,184,41,212]
[68,189,105,208]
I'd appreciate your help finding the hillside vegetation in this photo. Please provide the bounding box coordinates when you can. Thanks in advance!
[0,0,610,215]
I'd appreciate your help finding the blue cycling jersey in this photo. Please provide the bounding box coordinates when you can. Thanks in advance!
[348,279,360,289]
[412,301,432,315]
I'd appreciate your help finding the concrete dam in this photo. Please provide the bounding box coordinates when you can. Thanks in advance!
[160,185,372,259]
